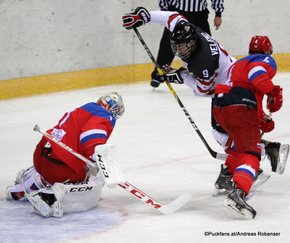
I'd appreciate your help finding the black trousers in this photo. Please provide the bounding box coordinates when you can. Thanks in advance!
[155,8,211,69]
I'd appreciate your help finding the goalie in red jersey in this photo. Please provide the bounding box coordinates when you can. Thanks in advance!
[6,92,125,217]
[212,36,283,219]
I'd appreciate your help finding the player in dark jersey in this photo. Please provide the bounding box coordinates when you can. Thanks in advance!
[123,8,234,95]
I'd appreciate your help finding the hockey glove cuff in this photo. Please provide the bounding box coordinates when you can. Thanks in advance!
[260,114,275,133]
[165,67,187,84]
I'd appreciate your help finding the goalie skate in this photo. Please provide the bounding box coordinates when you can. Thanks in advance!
[224,188,256,219]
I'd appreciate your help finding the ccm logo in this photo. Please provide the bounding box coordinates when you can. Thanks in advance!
[119,182,161,209]
[97,154,109,178]
[70,186,93,192]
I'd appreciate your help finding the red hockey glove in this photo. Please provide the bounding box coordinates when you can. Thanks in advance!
[122,7,150,30]
[260,115,275,133]
[267,85,283,112]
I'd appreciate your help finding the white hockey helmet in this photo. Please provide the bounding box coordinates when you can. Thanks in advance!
[97,92,125,119]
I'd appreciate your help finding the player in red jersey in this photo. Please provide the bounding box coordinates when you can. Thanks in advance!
[212,36,283,219]
[6,92,125,217]
[123,7,289,193]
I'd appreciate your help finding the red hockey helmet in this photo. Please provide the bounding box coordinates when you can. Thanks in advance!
[249,35,273,55]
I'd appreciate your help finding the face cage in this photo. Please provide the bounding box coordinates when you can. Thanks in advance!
[171,39,196,60]
[98,95,124,119]
[109,103,124,119]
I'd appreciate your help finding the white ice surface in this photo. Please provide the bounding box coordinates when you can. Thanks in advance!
[0,73,290,243]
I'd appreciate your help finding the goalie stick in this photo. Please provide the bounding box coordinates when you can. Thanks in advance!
[133,28,227,161]
[33,124,192,214]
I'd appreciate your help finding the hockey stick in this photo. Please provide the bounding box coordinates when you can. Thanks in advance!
[33,124,192,214]
[33,125,124,187]
[133,28,227,161]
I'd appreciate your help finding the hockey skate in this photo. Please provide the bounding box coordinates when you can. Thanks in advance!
[224,188,256,219]
[262,139,289,174]
[213,165,270,197]
[251,168,270,190]
[213,164,234,197]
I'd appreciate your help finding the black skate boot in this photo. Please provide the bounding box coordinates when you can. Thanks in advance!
[213,164,234,196]
[224,188,256,219]
[262,139,289,174]
[262,139,280,172]
[252,168,271,190]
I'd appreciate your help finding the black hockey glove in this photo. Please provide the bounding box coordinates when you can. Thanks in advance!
[122,7,150,30]
[165,67,186,84]
[151,69,166,88]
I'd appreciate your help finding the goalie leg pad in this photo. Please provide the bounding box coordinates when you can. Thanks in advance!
[26,191,54,217]
[6,166,47,201]
[26,173,104,217]
[26,186,65,218]
[61,173,104,214]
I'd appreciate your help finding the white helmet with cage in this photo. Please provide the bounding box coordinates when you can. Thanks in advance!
[97,92,125,119]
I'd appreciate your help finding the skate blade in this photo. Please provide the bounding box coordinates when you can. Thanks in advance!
[212,188,230,197]
[224,198,256,219]
[252,171,271,190]
[276,144,290,174]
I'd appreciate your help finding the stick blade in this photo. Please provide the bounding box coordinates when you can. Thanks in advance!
[159,193,192,215]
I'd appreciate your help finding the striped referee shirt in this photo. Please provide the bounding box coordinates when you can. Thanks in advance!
[159,0,224,16]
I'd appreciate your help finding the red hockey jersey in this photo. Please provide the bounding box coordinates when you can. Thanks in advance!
[215,54,277,121]
[46,102,116,173]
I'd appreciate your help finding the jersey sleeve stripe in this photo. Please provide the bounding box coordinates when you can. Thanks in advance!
[248,66,267,82]
[80,129,107,144]
[80,133,107,144]
[197,85,211,93]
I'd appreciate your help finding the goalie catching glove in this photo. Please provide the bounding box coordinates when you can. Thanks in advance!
[122,7,150,30]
